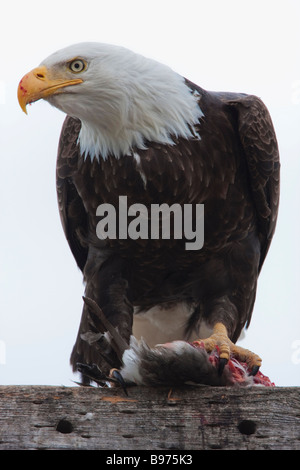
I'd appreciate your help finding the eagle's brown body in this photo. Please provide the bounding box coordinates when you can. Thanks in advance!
[56,82,280,376]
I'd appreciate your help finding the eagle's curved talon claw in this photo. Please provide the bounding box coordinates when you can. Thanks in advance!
[110,368,128,396]
[249,365,260,377]
[218,357,228,376]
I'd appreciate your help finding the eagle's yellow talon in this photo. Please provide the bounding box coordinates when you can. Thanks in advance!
[194,322,262,374]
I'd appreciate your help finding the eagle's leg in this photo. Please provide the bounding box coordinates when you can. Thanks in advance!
[193,322,262,376]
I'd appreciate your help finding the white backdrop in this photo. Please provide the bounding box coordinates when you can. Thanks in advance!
[1,0,299,386]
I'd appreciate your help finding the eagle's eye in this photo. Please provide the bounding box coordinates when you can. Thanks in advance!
[69,59,86,73]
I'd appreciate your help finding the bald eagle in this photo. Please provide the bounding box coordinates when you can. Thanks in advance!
[18,43,279,385]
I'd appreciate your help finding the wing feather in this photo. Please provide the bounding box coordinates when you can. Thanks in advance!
[224,94,280,270]
[56,116,88,271]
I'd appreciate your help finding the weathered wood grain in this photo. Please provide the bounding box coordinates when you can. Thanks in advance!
[0,385,299,450]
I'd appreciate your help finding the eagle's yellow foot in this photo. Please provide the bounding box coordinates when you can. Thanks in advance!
[193,322,262,376]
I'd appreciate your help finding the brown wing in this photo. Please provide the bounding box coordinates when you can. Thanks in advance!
[224,94,280,271]
[56,116,88,272]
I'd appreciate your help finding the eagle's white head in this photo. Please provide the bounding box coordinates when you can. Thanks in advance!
[18,42,203,159]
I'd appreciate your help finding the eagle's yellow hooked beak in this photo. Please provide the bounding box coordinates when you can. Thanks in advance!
[18,65,83,114]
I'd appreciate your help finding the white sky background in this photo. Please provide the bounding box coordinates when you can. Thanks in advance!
[0,0,299,387]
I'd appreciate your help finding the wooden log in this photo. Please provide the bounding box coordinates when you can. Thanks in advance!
[0,385,299,450]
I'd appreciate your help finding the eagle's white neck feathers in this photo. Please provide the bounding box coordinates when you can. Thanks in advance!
[43,43,203,160]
